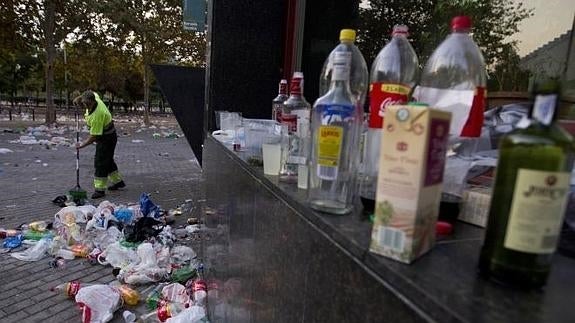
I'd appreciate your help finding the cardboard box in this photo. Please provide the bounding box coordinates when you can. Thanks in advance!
[370,104,451,263]
[459,166,495,227]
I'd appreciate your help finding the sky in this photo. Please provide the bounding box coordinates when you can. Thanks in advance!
[511,0,574,57]
[360,0,574,58]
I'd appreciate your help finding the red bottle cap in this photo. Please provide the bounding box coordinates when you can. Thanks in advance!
[451,16,472,31]
[436,221,453,235]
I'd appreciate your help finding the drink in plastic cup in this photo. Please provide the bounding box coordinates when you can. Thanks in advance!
[297,164,308,189]
[263,143,282,175]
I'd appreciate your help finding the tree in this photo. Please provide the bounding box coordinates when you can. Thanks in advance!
[358,0,533,80]
[97,0,206,125]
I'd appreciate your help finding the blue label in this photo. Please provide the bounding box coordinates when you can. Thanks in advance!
[318,104,355,124]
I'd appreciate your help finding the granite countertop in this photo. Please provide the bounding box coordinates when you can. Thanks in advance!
[211,136,575,323]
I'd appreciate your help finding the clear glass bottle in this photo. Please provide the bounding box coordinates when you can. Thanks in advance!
[308,50,361,214]
[319,29,368,110]
[359,25,419,213]
[272,79,288,122]
[479,78,574,288]
[279,72,311,183]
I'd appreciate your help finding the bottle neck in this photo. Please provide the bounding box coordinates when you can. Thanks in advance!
[290,78,303,97]
[329,52,352,93]
[278,82,287,95]
[531,93,559,126]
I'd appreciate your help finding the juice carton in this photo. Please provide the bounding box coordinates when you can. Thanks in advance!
[370,104,451,263]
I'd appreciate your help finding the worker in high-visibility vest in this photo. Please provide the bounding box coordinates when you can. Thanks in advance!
[74,90,125,199]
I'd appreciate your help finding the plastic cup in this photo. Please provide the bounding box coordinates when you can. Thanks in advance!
[122,310,136,322]
[56,248,75,260]
[262,143,282,175]
[297,165,309,189]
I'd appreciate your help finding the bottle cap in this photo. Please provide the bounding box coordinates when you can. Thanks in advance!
[392,25,409,36]
[280,79,287,84]
[340,29,356,42]
[436,221,453,235]
[451,16,472,31]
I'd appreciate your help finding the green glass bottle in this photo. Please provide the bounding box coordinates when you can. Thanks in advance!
[479,78,574,288]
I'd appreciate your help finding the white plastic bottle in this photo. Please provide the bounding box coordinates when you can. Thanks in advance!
[414,15,487,198]
[359,25,419,213]
[319,29,368,110]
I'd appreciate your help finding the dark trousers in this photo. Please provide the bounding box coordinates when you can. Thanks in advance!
[94,132,119,179]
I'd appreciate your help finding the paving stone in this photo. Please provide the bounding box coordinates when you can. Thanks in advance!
[0,116,204,322]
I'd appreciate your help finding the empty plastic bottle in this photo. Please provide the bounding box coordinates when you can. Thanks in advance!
[319,29,369,110]
[359,25,419,213]
[415,15,486,139]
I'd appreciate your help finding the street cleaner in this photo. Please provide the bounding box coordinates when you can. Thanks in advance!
[74,90,125,199]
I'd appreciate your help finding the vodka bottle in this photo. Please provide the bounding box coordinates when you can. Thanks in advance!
[272,79,288,122]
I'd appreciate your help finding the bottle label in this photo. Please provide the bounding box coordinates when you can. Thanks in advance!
[369,83,410,128]
[317,125,343,180]
[412,86,485,137]
[272,103,283,122]
[504,169,570,254]
[281,113,297,132]
[532,94,558,126]
[290,77,303,95]
[332,52,352,81]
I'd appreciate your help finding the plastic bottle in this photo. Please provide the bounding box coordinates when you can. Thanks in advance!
[319,29,369,110]
[141,302,186,323]
[414,15,487,201]
[278,72,312,183]
[359,25,419,213]
[272,79,289,122]
[415,15,486,139]
[51,281,83,298]
[308,42,362,215]
[0,229,21,238]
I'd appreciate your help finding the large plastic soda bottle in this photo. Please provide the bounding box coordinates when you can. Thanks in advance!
[319,29,368,110]
[414,15,487,198]
[308,49,362,215]
[359,25,419,213]
[415,15,486,139]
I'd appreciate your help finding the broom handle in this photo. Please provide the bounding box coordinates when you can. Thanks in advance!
[76,105,80,187]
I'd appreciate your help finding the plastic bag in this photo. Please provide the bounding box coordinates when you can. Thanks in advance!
[55,206,94,226]
[170,246,196,266]
[11,237,51,261]
[166,305,206,323]
[117,243,169,284]
[140,193,160,218]
[93,226,123,250]
[161,283,190,305]
[3,234,23,249]
[124,217,163,243]
[75,284,121,323]
[113,208,134,224]
[98,242,138,268]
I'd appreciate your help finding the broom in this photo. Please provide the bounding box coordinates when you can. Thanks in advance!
[69,103,87,204]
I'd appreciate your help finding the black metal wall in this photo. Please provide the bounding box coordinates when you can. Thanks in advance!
[151,64,205,165]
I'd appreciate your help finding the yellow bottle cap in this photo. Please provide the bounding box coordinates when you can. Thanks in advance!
[340,29,356,42]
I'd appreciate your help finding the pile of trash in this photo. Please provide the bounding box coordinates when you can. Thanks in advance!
[7,125,82,147]
[0,193,208,323]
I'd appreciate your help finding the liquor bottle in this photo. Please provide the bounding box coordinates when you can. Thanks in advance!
[279,72,311,183]
[478,78,573,288]
[359,25,419,213]
[308,49,361,214]
[272,79,288,122]
[319,29,369,110]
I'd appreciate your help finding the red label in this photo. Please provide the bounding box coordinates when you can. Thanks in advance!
[369,83,410,128]
[425,118,450,186]
[461,87,486,137]
[281,114,297,132]
[290,78,302,95]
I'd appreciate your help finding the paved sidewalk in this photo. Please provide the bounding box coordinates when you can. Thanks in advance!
[0,115,204,322]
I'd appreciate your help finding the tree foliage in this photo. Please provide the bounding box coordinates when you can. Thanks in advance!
[0,0,206,122]
[358,0,533,91]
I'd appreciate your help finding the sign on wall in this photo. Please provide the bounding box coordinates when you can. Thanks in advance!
[183,0,206,32]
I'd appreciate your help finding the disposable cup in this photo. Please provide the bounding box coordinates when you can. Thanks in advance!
[262,143,282,175]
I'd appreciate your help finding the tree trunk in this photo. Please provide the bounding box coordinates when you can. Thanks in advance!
[44,0,57,124]
[142,31,150,126]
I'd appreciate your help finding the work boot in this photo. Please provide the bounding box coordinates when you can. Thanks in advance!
[91,190,106,199]
[108,180,126,191]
